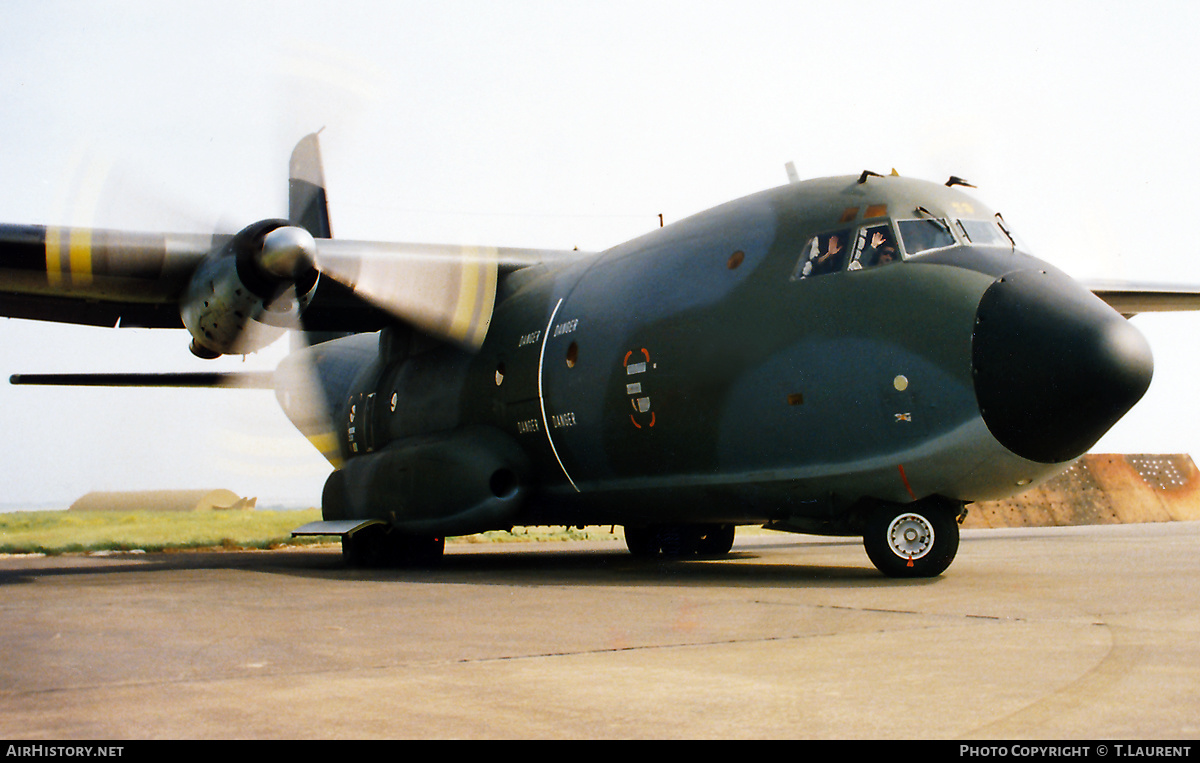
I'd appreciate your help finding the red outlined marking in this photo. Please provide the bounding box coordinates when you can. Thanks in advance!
[623,348,650,368]
[629,412,657,429]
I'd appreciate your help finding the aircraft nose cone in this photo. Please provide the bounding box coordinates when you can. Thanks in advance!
[972,269,1153,464]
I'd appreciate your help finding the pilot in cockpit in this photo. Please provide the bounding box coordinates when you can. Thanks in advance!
[849,226,897,270]
[805,233,844,277]
[866,230,898,266]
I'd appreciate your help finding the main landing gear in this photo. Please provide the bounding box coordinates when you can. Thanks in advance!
[623,523,737,559]
[342,523,445,568]
[861,498,963,578]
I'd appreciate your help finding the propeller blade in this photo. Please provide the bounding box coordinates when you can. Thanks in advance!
[311,238,500,350]
[273,349,336,466]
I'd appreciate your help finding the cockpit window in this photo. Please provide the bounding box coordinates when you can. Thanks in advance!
[897,218,957,256]
[994,216,1027,251]
[848,224,900,271]
[792,229,851,280]
[956,219,1011,249]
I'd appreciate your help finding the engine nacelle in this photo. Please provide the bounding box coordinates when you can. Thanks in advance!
[321,426,531,537]
[180,219,318,358]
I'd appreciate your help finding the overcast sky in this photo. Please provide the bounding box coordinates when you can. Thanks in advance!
[2,1,1199,507]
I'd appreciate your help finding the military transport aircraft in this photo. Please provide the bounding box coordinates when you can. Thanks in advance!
[1,134,1192,576]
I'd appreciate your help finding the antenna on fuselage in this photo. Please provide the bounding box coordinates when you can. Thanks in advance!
[785,161,800,185]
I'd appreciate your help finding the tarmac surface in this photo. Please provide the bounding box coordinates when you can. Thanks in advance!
[1,522,1198,740]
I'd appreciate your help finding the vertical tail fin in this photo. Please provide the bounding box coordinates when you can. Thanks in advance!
[289,131,332,238]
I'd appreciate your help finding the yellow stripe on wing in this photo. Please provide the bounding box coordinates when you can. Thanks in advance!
[43,226,94,287]
[69,227,93,287]
[45,226,63,286]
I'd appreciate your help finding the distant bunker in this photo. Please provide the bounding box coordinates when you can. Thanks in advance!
[70,489,257,513]
[965,454,1200,528]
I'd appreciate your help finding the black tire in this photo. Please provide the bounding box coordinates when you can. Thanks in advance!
[623,525,661,557]
[693,524,736,556]
[862,501,960,578]
[398,534,445,567]
[623,523,737,559]
[342,524,391,568]
[658,525,688,557]
[343,525,444,568]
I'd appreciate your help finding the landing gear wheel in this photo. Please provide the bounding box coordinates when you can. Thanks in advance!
[623,524,736,559]
[399,535,445,567]
[342,524,391,568]
[343,525,445,568]
[623,525,663,558]
[862,501,960,578]
[658,525,688,557]
[693,524,736,556]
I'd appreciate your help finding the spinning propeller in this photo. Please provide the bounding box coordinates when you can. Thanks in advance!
[177,131,501,359]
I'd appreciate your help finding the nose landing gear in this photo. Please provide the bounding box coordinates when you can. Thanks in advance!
[862,498,963,578]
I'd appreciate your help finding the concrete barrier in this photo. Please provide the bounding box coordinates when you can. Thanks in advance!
[964,454,1200,529]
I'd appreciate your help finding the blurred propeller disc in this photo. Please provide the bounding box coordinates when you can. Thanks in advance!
[312,238,499,350]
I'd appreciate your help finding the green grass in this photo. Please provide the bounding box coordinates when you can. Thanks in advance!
[0,509,625,556]
[0,509,326,555]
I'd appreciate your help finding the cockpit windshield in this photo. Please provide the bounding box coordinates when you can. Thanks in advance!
[956,219,1012,249]
[896,218,956,256]
[898,216,1019,257]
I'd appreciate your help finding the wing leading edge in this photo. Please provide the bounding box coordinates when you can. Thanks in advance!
[1085,280,1200,317]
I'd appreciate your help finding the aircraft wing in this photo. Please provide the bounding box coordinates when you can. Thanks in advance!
[0,222,582,338]
[0,225,213,328]
[1085,280,1200,317]
[0,131,592,350]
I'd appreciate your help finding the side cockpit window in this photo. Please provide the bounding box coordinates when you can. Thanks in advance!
[848,224,899,270]
[792,229,850,280]
[897,218,957,256]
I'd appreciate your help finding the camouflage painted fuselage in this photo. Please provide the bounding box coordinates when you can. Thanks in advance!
[302,174,1152,537]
